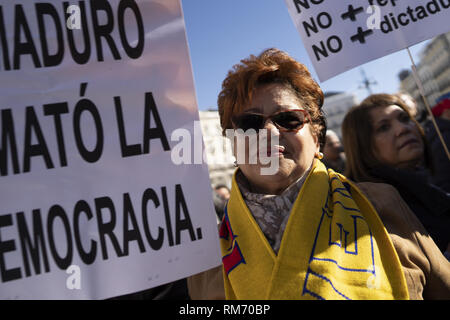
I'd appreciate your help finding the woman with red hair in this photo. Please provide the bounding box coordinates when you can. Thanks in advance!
[189,50,449,300]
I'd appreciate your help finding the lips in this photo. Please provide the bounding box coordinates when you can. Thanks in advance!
[266,145,285,156]
[399,138,419,149]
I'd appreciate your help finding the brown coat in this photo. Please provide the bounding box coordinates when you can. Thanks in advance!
[188,182,450,300]
[357,182,450,299]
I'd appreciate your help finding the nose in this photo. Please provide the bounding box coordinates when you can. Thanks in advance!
[394,119,410,137]
[263,120,281,136]
[261,120,280,149]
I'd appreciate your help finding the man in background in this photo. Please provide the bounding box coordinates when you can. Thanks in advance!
[322,130,346,174]
[213,184,230,220]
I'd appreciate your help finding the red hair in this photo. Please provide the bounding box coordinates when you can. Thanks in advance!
[217,48,326,147]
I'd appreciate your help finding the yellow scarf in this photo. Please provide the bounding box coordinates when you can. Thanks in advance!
[219,160,409,300]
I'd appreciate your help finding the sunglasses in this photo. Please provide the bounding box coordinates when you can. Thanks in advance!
[231,109,310,132]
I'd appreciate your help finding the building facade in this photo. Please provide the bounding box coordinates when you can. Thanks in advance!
[322,91,359,139]
[198,110,235,189]
[399,32,450,112]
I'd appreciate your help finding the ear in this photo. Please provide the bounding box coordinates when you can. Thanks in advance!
[314,133,320,152]
[309,125,321,153]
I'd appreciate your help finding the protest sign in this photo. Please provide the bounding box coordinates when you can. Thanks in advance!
[284,0,450,81]
[0,0,221,299]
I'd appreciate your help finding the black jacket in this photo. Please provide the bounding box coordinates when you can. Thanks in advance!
[425,118,450,193]
[371,165,450,253]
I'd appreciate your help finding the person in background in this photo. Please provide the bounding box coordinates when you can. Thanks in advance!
[425,98,450,193]
[342,93,450,259]
[213,184,230,220]
[322,130,346,173]
[188,49,450,300]
[214,184,231,201]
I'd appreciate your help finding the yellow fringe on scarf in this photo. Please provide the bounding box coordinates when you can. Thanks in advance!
[219,160,409,300]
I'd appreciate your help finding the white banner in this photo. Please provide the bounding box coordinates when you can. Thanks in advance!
[0,0,221,299]
[284,0,450,81]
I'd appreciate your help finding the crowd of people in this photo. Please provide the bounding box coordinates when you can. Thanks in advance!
[121,48,449,300]
[190,48,450,300]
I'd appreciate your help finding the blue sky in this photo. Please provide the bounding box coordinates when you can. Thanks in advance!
[181,0,429,110]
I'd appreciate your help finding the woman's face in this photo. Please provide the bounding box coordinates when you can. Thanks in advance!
[234,83,319,194]
[370,104,424,169]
